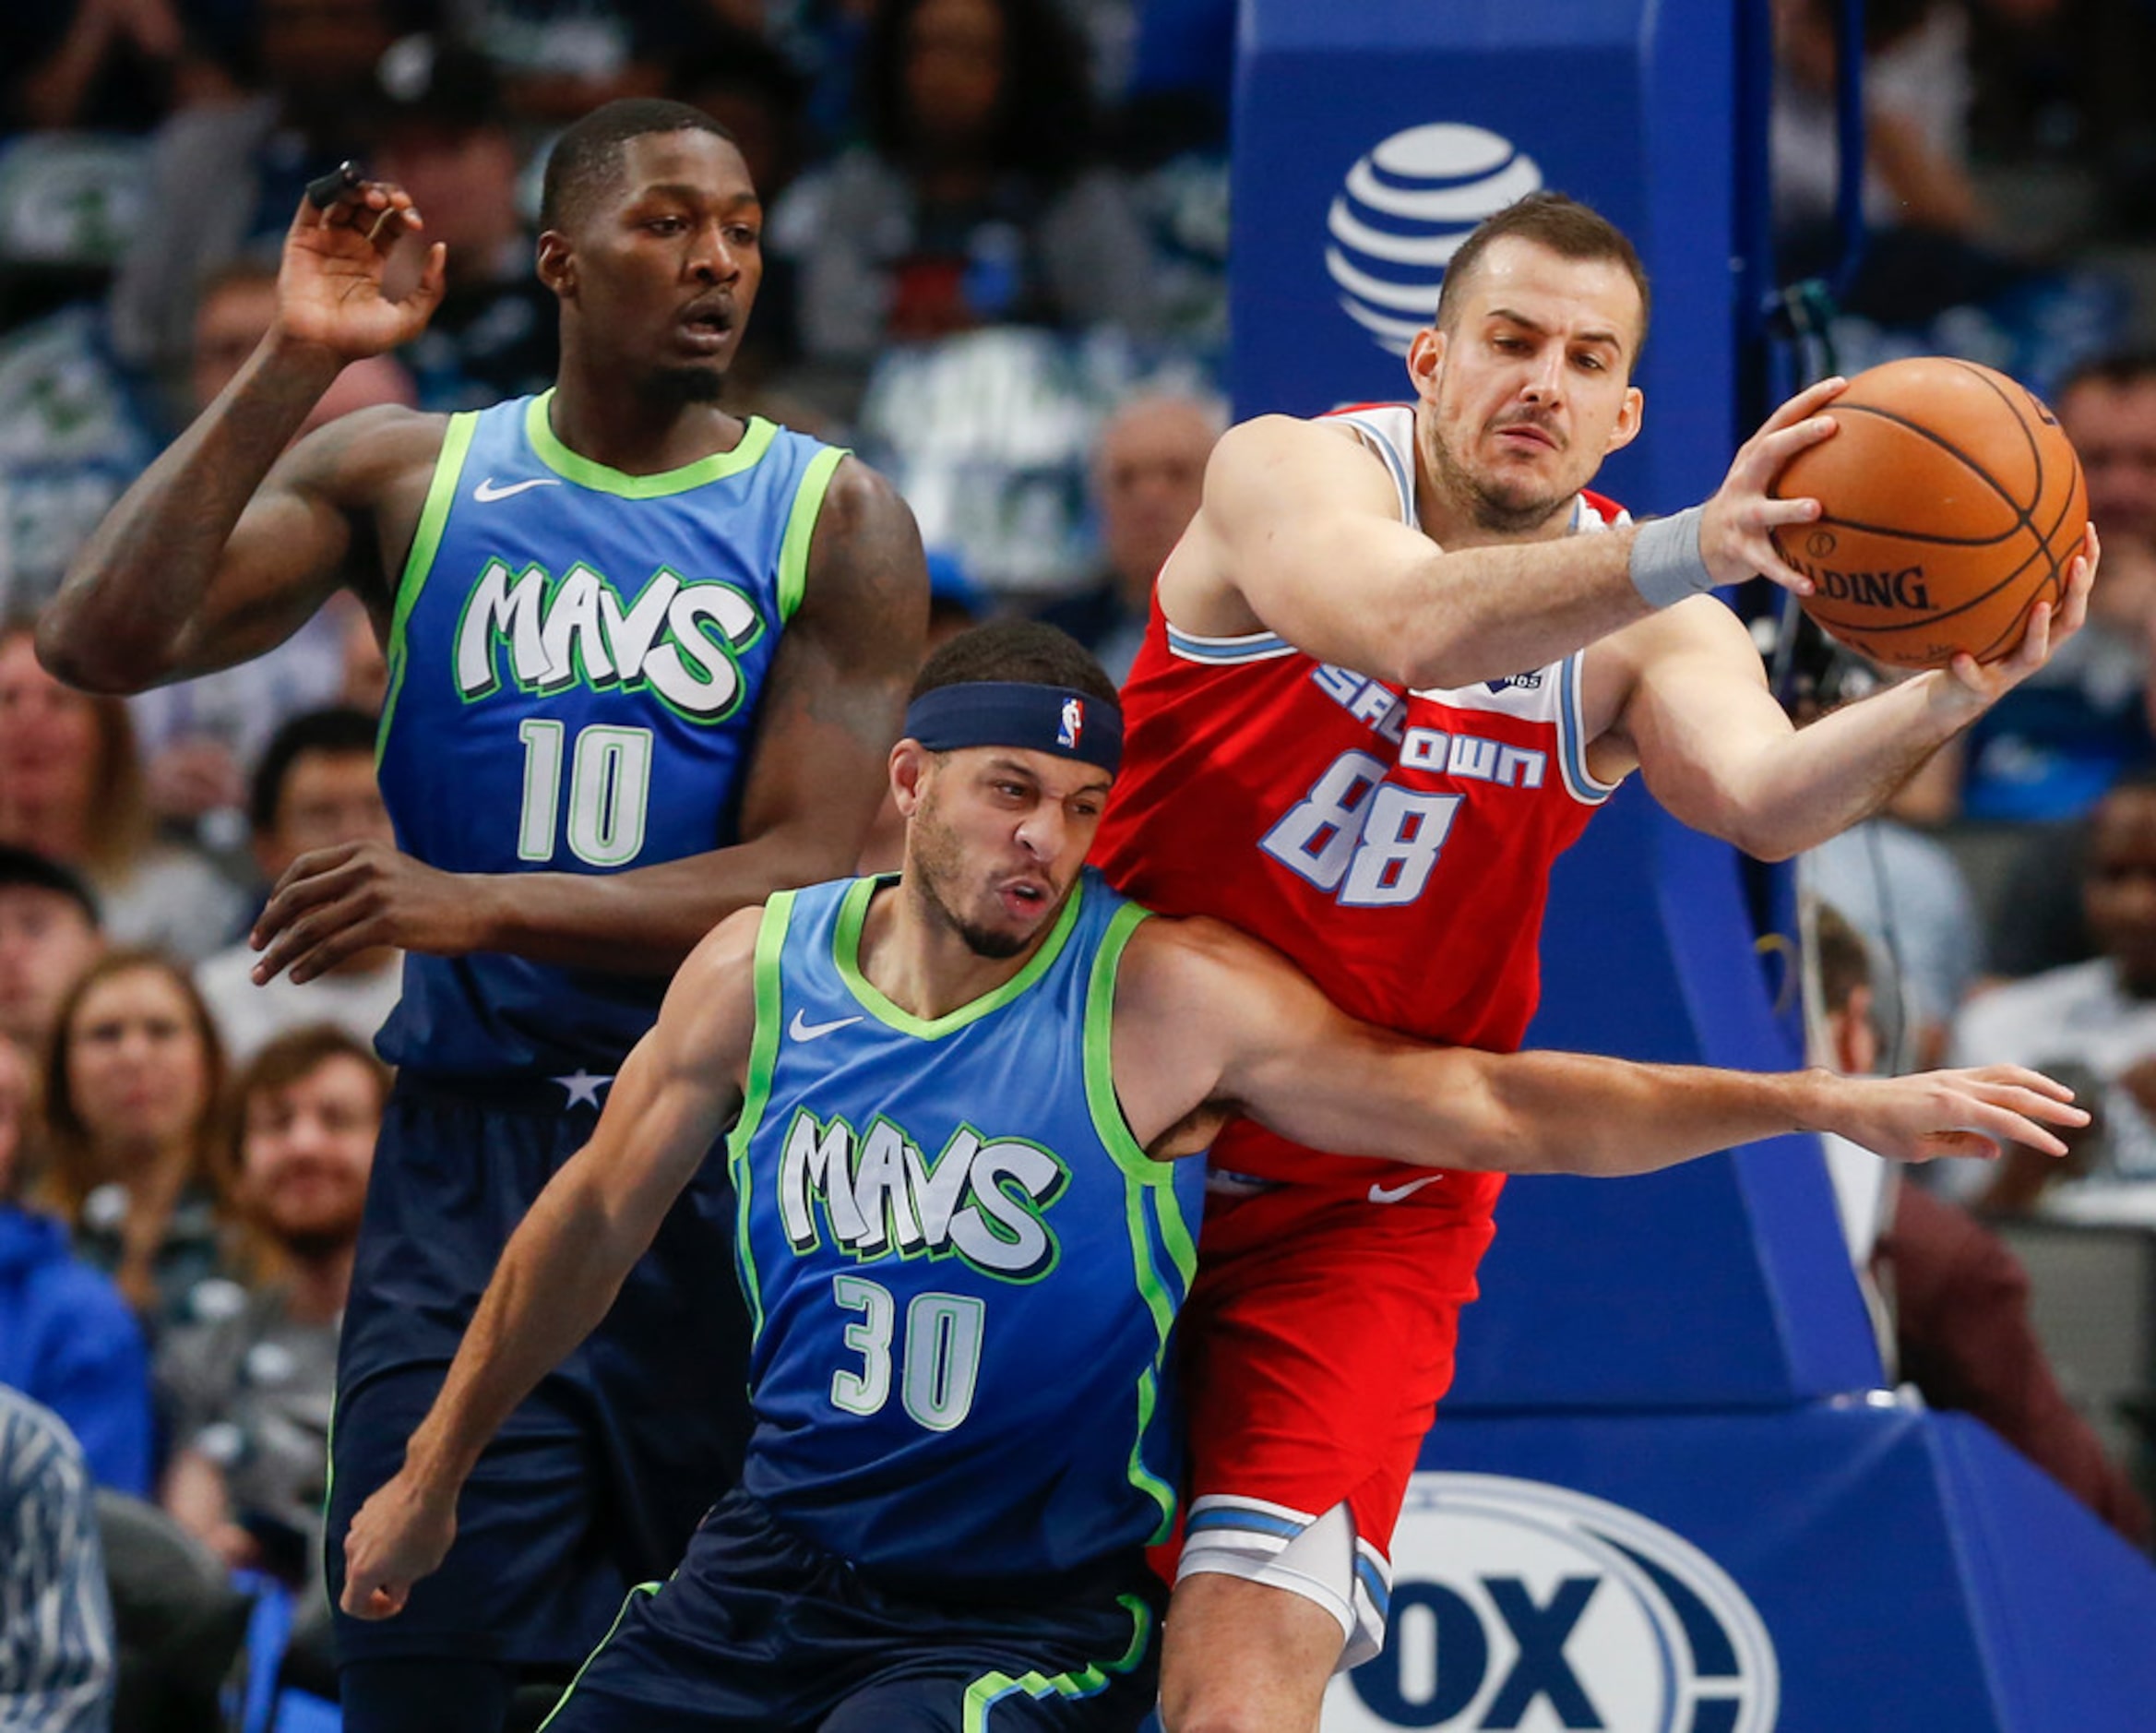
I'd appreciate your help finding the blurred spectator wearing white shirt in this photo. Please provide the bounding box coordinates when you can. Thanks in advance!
[195,710,402,1065]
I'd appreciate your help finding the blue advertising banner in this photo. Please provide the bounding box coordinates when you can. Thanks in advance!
[1328,1405,2156,1730]
[1231,0,1742,515]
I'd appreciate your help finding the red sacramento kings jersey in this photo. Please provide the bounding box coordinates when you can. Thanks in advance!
[1094,403,1627,1198]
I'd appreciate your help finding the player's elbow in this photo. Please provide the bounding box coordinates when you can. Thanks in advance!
[32,609,160,694]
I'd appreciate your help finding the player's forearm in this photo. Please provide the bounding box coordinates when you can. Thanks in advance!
[1467,1056,1838,1176]
[1708,673,1982,859]
[466,831,866,973]
[399,1164,646,1494]
[40,330,340,691]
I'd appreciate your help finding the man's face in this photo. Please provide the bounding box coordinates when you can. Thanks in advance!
[0,886,101,1050]
[1096,401,1217,609]
[239,1055,380,1258]
[548,130,764,400]
[900,744,1112,960]
[2060,377,2156,544]
[192,278,280,413]
[0,632,99,806]
[2086,788,2156,995]
[0,1036,30,1199]
[260,749,394,882]
[905,0,1006,151]
[1410,236,1645,538]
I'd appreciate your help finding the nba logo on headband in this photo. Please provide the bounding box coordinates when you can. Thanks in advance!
[1058,698,1083,752]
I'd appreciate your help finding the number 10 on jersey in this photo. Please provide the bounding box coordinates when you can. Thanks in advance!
[517,720,655,867]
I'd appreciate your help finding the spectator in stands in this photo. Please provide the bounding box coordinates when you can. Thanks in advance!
[1975,352,2156,979]
[1950,772,2156,1213]
[161,1025,384,1597]
[1036,388,1221,684]
[1814,905,2151,1546]
[196,710,402,1064]
[0,625,244,963]
[131,263,414,837]
[1948,352,2156,825]
[0,1385,116,1733]
[367,36,559,412]
[0,1032,152,1496]
[768,0,1158,417]
[35,949,241,1338]
[0,0,227,134]
[106,0,404,409]
[0,847,104,1057]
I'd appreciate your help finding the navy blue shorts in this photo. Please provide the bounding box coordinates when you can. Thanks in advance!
[326,1074,752,1668]
[536,1490,1161,1732]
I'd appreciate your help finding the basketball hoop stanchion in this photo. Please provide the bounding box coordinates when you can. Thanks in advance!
[1231,0,2156,1727]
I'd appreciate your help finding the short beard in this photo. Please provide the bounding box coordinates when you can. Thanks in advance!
[1429,425,1572,539]
[908,804,1046,961]
[277,1225,361,1263]
[648,365,727,406]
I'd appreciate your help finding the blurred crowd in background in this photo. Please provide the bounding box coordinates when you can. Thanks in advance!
[6,0,2156,1724]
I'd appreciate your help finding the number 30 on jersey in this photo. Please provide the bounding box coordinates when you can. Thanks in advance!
[1260,749,1462,907]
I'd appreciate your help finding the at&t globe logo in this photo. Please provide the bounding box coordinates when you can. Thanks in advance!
[1324,1475,1779,1732]
[1325,125,1542,357]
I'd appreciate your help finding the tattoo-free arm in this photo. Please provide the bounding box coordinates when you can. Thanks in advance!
[1113,918,2085,1172]
[1611,536,2094,861]
[339,912,758,1618]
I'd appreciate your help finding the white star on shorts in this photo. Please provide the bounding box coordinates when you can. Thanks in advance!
[553,1070,613,1109]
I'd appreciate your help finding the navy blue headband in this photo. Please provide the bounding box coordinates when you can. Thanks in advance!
[904,682,1123,774]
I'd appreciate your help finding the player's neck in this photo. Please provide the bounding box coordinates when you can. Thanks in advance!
[1414,475,1580,552]
[544,371,748,476]
[861,877,1044,1022]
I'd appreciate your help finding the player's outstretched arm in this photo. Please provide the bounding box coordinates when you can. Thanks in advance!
[40,184,447,694]
[247,457,929,986]
[1111,916,2086,1174]
[1186,380,1843,693]
[338,910,760,1620]
[1603,527,2098,860]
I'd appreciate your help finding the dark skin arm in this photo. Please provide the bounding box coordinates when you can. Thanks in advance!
[248,456,929,981]
[38,184,446,689]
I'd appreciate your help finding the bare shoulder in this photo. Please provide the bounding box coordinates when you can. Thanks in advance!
[1119,912,1306,1018]
[278,403,449,508]
[1208,413,1398,512]
[804,455,925,594]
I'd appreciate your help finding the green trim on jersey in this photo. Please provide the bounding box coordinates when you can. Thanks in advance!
[377,411,479,759]
[832,875,1085,1041]
[731,890,798,1348]
[524,390,778,497]
[1081,900,1197,1540]
[960,1593,1152,1730]
[776,444,846,622]
[535,1580,662,1731]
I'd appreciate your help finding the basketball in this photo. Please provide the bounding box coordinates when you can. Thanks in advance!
[1768,356,2088,669]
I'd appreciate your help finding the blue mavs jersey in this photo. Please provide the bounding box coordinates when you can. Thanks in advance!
[732,871,1206,1595]
[375,390,844,1075]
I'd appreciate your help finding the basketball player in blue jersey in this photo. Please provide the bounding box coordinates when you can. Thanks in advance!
[39,100,927,1733]
[336,622,2079,1732]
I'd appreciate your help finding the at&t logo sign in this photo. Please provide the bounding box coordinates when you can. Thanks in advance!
[1324,1475,1779,1732]
[1325,125,1543,358]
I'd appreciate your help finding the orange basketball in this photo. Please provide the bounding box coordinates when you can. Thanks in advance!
[1768,356,2087,669]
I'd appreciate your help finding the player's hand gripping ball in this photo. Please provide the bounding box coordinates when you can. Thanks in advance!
[1768,356,2088,669]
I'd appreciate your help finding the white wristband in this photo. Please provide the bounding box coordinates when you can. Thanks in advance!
[1627,506,1714,609]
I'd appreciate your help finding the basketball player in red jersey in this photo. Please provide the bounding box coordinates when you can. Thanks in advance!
[1092,191,2102,1731]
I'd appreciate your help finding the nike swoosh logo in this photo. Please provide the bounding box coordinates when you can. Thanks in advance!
[1367,1174,1444,1205]
[472,476,562,502]
[789,1010,863,1042]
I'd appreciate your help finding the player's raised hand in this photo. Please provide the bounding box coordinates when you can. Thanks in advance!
[1697,376,1848,592]
[278,174,448,362]
[1819,1063,2088,1163]
[341,1468,458,1620]
[1937,523,2100,707]
[250,839,481,986]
